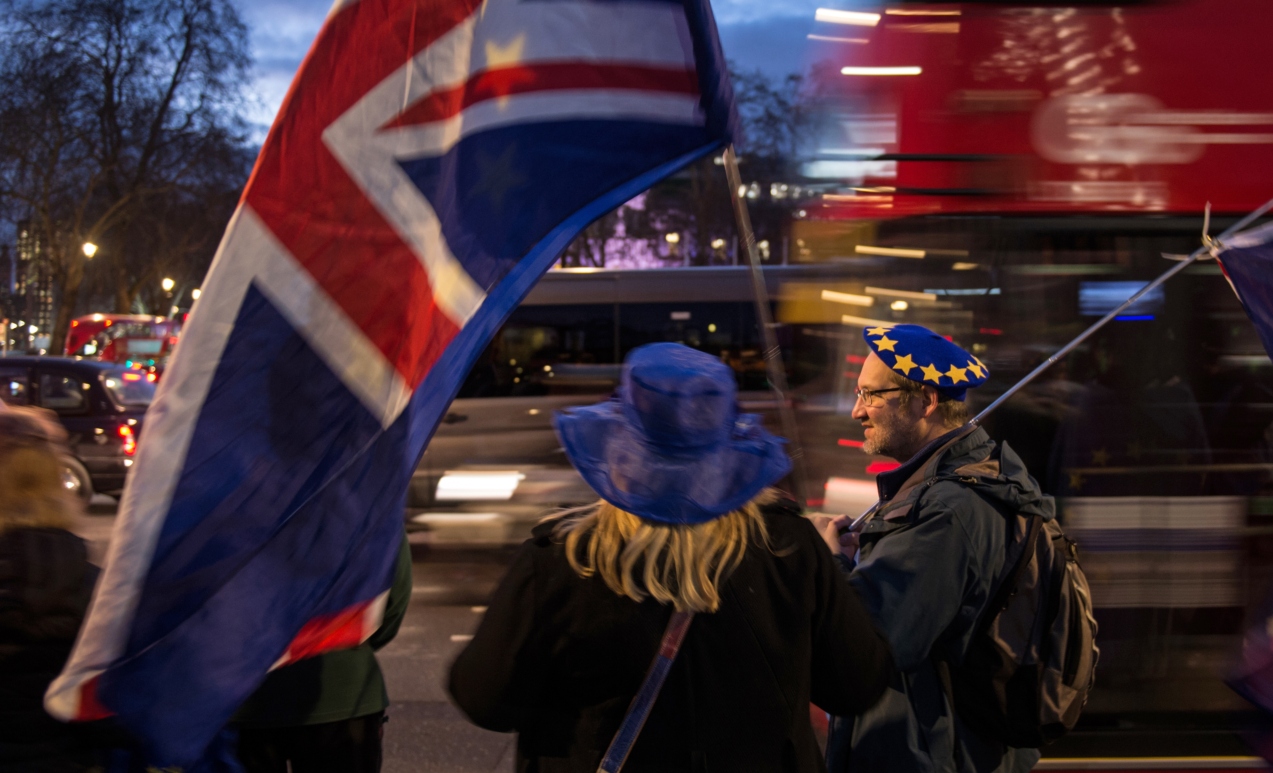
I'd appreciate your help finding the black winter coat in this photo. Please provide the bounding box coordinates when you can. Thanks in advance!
[449,501,894,773]
[0,527,99,771]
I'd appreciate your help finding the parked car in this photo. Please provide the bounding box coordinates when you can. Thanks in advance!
[0,356,152,500]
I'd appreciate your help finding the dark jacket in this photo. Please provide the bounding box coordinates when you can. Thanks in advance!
[449,500,894,773]
[234,534,413,727]
[0,527,99,771]
[826,427,1050,773]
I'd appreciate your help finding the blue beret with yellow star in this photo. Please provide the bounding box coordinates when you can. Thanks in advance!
[862,324,989,401]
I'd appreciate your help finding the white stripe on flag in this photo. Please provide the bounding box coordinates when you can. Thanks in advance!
[46,204,263,720]
[248,207,413,428]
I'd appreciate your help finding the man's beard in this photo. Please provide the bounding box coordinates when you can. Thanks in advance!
[862,412,921,461]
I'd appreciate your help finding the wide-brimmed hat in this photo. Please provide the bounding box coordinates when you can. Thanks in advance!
[553,343,791,525]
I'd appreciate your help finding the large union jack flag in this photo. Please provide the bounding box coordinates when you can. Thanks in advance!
[46,0,736,763]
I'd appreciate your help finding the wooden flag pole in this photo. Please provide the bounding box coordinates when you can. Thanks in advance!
[722,145,811,506]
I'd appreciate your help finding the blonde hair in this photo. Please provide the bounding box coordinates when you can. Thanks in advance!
[548,489,778,613]
[0,445,78,534]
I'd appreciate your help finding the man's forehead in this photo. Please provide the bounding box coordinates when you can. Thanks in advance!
[858,352,900,387]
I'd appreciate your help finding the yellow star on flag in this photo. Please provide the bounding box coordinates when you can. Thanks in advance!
[945,365,969,384]
[1091,448,1110,466]
[920,363,943,383]
[892,353,917,375]
[966,360,985,379]
[874,335,898,352]
[866,326,892,336]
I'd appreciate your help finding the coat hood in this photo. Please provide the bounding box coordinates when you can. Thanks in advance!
[879,426,1055,523]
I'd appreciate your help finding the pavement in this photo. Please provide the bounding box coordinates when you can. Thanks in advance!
[72,498,521,772]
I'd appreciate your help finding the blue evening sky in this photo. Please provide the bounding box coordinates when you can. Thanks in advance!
[232,0,830,134]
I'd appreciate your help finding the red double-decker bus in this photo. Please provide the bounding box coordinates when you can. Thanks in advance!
[64,314,181,375]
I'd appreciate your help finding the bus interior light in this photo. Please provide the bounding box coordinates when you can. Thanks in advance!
[864,286,938,301]
[807,34,868,43]
[841,66,922,76]
[856,245,926,259]
[890,300,909,311]
[924,288,1001,296]
[815,8,880,26]
[841,314,897,328]
[821,290,875,307]
[884,8,960,15]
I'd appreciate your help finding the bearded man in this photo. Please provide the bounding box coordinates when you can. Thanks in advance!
[815,324,1051,773]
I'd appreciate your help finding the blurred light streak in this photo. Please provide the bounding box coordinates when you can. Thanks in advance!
[838,439,865,448]
[893,23,959,33]
[856,245,925,258]
[924,287,1001,295]
[842,66,922,76]
[815,8,880,26]
[841,313,896,327]
[884,8,960,14]
[807,34,869,43]
[866,461,901,474]
[435,471,525,501]
[821,289,875,306]
[864,286,937,300]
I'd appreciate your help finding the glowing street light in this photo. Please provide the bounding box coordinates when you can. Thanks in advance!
[191,288,201,300]
[82,242,98,259]
[161,277,175,293]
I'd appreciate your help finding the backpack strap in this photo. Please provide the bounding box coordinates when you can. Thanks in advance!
[597,610,695,773]
[977,514,1043,637]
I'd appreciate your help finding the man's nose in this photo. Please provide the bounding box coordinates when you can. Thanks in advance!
[851,395,868,420]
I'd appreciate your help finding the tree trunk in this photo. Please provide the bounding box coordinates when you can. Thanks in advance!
[51,251,84,355]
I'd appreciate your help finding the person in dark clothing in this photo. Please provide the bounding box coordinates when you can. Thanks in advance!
[814,325,1045,773]
[0,406,101,772]
[449,342,894,773]
[232,534,413,773]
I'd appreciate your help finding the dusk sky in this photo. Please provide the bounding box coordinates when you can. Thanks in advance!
[231,0,830,134]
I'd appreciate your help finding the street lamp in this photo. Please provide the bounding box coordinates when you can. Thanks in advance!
[191,288,201,300]
[82,242,98,259]
[161,277,175,293]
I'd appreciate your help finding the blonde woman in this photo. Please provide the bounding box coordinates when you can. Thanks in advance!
[449,343,893,773]
[0,406,100,769]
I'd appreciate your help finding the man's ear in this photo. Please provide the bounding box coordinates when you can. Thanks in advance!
[920,386,941,419]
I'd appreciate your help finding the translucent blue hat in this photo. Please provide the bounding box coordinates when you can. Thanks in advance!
[862,324,989,401]
[553,343,792,525]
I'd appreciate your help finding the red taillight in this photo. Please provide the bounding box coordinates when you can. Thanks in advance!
[118,425,137,455]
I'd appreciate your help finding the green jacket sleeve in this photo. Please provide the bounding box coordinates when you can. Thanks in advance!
[368,533,412,651]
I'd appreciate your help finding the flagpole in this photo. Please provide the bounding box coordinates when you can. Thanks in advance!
[721,144,811,506]
[971,196,1273,426]
[841,196,1273,530]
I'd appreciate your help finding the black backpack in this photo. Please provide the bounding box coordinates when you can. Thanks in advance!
[879,436,1099,748]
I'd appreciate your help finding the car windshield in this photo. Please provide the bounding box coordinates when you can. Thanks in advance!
[102,368,155,407]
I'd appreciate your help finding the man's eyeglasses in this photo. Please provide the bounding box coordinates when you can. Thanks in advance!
[854,386,905,407]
